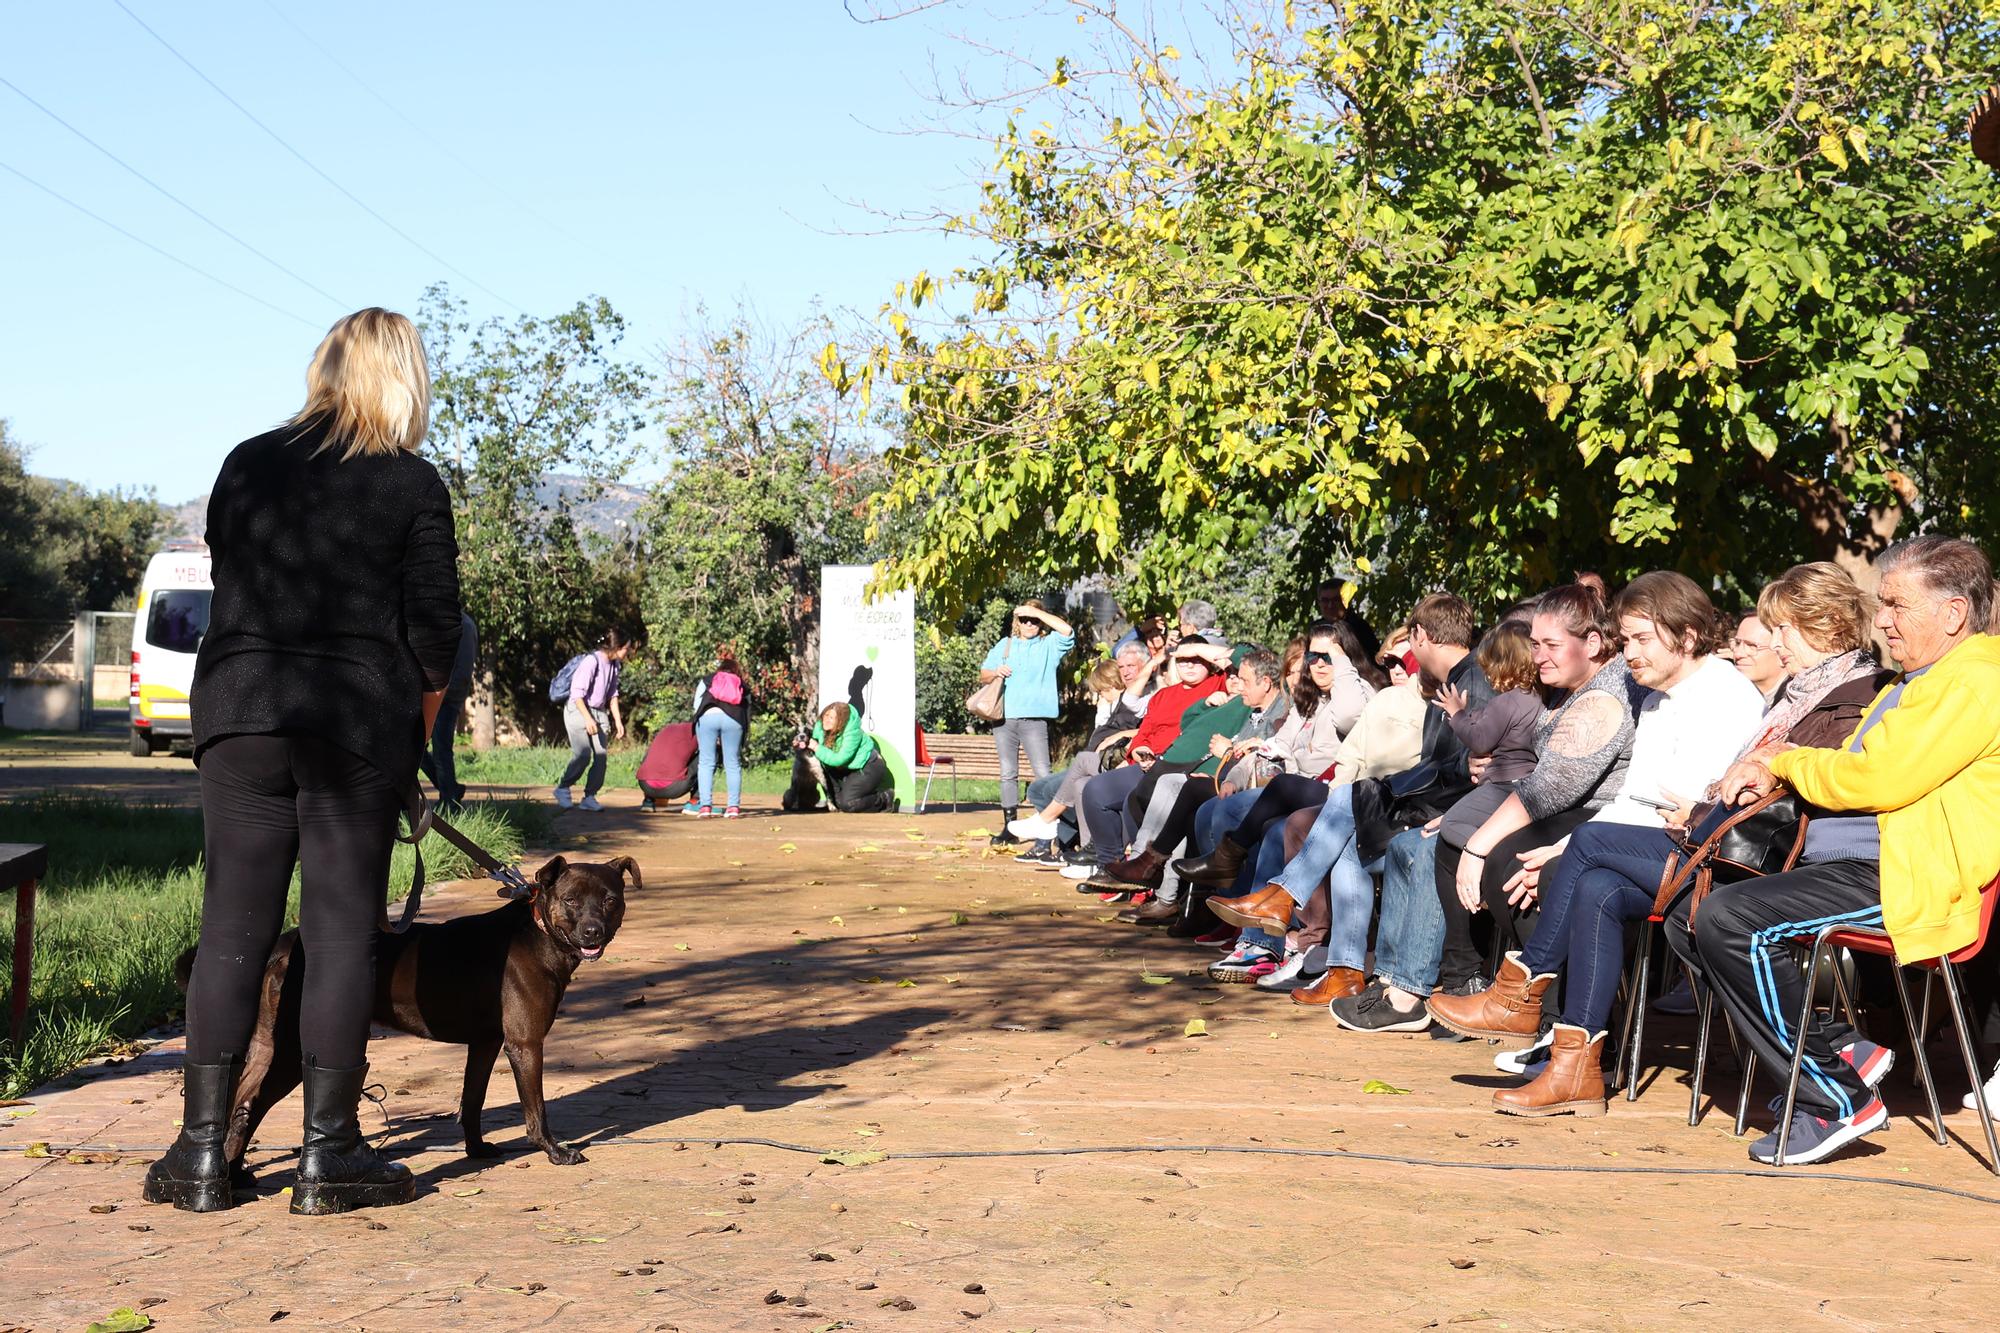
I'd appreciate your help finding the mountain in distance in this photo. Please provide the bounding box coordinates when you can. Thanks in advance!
[164,475,649,544]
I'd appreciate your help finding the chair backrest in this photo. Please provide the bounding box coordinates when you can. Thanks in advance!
[1947,872,2000,966]
[914,725,933,767]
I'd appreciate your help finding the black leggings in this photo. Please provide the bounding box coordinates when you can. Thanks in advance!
[823,751,895,813]
[1432,810,1593,992]
[187,733,400,1069]
[1221,773,1326,851]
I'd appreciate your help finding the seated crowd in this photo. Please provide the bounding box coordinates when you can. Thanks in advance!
[992,544,2000,1167]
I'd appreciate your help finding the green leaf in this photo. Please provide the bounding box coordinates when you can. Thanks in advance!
[1183,1018,1209,1037]
[819,1149,887,1167]
[85,1311,152,1333]
[1362,1079,1411,1095]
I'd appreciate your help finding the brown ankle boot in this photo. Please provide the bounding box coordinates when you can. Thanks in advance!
[1106,847,1167,887]
[1208,883,1296,935]
[1425,952,1554,1040]
[1291,966,1367,1006]
[1494,1025,1607,1117]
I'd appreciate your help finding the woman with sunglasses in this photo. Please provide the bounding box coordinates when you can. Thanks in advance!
[981,599,1076,846]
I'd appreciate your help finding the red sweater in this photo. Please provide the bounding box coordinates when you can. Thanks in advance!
[1127,673,1221,761]
[637,722,698,787]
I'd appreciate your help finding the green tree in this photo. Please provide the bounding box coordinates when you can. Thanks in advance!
[420,285,652,743]
[848,1,2000,615]
[638,311,885,759]
[0,420,166,621]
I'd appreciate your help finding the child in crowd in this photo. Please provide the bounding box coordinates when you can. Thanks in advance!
[1434,622,1544,850]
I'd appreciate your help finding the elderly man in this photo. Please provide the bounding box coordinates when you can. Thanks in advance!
[1726,609,1788,704]
[1701,536,2000,1164]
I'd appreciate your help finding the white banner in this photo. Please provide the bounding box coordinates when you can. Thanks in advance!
[817,565,917,803]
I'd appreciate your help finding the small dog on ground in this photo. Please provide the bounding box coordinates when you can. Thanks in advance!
[207,854,638,1169]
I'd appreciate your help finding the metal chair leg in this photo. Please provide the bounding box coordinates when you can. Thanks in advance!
[1690,974,1715,1127]
[1887,960,1947,1145]
[1830,948,1862,1033]
[1774,937,1828,1166]
[918,762,935,814]
[1734,1027,1758,1138]
[1624,922,1654,1102]
[1939,958,2000,1176]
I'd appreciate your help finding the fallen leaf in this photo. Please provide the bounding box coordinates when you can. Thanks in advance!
[829,916,845,926]
[779,843,798,854]
[1362,1079,1411,1096]
[727,860,746,867]
[674,943,692,951]
[84,1311,151,1333]
[905,832,925,841]
[621,996,647,1009]
[949,912,969,925]
[855,843,883,853]
[961,828,994,838]
[453,1187,483,1197]
[895,979,919,988]
[859,976,885,984]
[1449,1257,1476,1270]
[1183,1019,1209,1038]
[89,1203,118,1214]
[819,1150,886,1167]
[22,1141,50,1158]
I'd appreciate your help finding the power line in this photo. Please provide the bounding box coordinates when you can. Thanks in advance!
[109,0,522,312]
[254,0,678,292]
[0,71,349,309]
[0,158,320,328]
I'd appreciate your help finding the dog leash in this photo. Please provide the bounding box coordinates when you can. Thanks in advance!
[389,788,534,934]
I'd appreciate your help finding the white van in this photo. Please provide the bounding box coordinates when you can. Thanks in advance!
[130,547,211,756]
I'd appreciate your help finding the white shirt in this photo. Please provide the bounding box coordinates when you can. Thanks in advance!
[1593,654,1766,829]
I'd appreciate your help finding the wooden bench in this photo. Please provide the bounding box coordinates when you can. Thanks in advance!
[916,731,1036,813]
[1,843,45,1049]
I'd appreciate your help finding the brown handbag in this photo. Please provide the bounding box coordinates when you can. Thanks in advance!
[1651,790,1812,927]
[965,640,1011,723]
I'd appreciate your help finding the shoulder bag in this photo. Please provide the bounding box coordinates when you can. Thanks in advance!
[1651,790,1809,926]
[965,639,1010,724]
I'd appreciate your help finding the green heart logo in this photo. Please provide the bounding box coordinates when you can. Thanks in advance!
[865,646,880,662]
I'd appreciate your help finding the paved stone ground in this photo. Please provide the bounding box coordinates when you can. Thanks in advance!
[7,785,2000,1331]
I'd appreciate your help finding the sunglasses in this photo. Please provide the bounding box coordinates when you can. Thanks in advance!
[1304,650,1335,666]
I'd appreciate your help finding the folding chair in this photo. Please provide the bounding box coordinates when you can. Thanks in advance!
[1771,873,2000,1172]
[914,727,956,813]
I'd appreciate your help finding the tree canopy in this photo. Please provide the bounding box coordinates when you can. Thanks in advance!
[848,0,2000,615]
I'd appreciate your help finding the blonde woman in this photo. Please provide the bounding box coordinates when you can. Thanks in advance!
[148,310,462,1217]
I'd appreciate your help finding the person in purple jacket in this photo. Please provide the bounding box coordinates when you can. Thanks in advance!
[555,628,632,811]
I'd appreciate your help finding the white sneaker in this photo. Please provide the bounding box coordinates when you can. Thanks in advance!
[1495,1027,1555,1075]
[1060,862,1097,881]
[553,787,573,809]
[1255,945,1329,991]
[579,795,603,812]
[1963,1060,2000,1114]
[1009,813,1061,841]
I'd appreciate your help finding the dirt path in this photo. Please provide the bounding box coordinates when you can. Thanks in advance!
[5,787,2000,1331]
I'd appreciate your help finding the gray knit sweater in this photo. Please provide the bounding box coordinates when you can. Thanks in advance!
[1515,657,1642,821]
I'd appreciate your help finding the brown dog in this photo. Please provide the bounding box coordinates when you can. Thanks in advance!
[220,855,637,1167]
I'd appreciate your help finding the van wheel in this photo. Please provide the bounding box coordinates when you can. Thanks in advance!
[130,728,154,757]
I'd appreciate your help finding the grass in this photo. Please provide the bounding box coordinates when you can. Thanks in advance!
[0,792,558,1099]
[453,742,1010,806]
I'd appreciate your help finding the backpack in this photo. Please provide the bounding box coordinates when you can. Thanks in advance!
[709,670,745,706]
[548,652,591,703]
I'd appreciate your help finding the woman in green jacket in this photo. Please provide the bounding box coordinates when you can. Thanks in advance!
[799,701,898,814]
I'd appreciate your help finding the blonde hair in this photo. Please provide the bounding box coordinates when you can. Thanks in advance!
[290,307,432,460]
[1757,562,1871,655]
[1086,658,1125,698]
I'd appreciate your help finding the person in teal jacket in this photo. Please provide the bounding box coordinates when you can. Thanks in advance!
[981,599,1077,845]
[798,700,898,813]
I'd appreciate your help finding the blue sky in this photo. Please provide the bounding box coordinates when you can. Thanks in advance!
[1,1,1089,498]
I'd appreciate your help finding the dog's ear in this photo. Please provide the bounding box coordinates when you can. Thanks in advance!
[535,856,568,891]
[603,856,642,891]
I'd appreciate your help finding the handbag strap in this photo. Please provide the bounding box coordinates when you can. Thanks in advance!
[1652,788,1800,919]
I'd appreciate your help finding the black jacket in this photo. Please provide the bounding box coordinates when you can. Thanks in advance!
[191,419,463,785]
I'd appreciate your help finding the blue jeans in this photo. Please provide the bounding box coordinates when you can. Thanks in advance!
[1080,764,1146,865]
[1375,826,1444,995]
[1518,821,1677,1031]
[1025,771,1076,843]
[1194,788,1261,857]
[695,711,744,808]
[1268,785,1374,972]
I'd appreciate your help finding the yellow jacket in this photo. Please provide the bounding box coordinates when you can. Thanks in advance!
[1771,634,2000,961]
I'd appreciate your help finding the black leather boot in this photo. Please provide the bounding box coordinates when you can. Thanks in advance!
[142,1054,240,1212]
[1171,837,1247,888]
[291,1059,415,1215]
[989,808,1021,846]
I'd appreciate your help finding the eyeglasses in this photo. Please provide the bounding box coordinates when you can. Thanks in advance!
[1729,638,1774,655]
[1304,650,1335,666]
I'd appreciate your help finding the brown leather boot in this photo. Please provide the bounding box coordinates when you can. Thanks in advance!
[1494,1025,1607,1117]
[1207,883,1296,935]
[1170,839,1246,888]
[1291,967,1367,1006]
[1425,952,1554,1040]
[1106,847,1167,887]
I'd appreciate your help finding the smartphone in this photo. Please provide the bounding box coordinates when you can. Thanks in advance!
[1630,793,1678,812]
